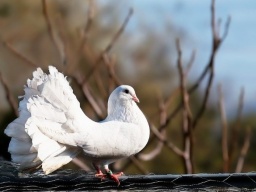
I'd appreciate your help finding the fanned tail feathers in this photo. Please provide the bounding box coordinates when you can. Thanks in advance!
[5,66,81,174]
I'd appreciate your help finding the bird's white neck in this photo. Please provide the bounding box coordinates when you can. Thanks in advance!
[107,100,144,126]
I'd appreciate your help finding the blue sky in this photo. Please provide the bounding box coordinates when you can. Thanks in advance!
[129,0,256,114]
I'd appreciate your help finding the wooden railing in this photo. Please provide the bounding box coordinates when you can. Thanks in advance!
[1,161,256,191]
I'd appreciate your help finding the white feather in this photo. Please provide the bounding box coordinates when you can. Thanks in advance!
[25,117,66,161]
[27,96,67,123]
[11,153,37,164]
[8,138,34,154]
[5,122,30,141]
[42,149,79,174]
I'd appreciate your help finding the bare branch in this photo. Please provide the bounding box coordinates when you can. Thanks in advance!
[185,49,196,76]
[129,156,149,174]
[176,39,193,121]
[0,72,18,116]
[138,96,166,161]
[79,0,95,52]
[192,0,231,128]
[103,54,122,86]
[235,87,245,128]
[164,87,180,108]
[95,72,109,99]
[81,85,104,118]
[211,0,218,40]
[42,0,66,65]
[42,0,54,41]
[72,157,91,171]
[192,57,214,128]
[73,73,104,119]
[137,87,180,163]
[235,127,251,173]
[150,125,184,157]
[78,47,120,104]
[221,16,231,42]
[218,84,229,172]
[176,38,194,174]
[84,0,95,35]
[83,8,133,83]
[3,41,38,68]
[229,87,245,163]
[104,8,133,54]
[188,1,230,95]
[74,1,96,74]
[84,87,104,118]
[138,142,164,161]
[137,1,231,168]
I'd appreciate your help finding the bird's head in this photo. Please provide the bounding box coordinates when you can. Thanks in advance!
[107,85,141,121]
[109,85,139,105]
[109,85,140,103]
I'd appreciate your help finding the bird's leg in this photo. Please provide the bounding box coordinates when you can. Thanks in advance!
[104,165,124,186]
[93,163,106,180]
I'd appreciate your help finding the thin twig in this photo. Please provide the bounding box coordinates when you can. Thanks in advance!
[42,0,54,42]
[188,4,230,95]
[138,96,166,161]
[192,0,231,128]
[192,56,214,128]
[235,127,251,173]
[138,142,163,161]
[78,0,95,57]
[229,87,244,165]
[129,156,149,174]
[0,72,18,116]
[72,157,91,171]
[103,54,122,86]
[80,45,119,104]
[176,39,193,174]
[142,0,231,161]
[42,0,66,65]
[83,8,133,84]
[73,73,104,119]
[185,49,196,76]
[80,44,109,101]
[84,0,95,40]
[55,14,69,68]
[103,8,133,54]
[218,84,229,172]
[150,125,184,157]
[221,16,231,43]
[147,87,179,124]
[176,39,193,121]
[3,42,38,68]
[142,64,193,160]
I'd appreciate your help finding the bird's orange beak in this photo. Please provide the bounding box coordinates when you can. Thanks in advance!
[132,95,140,103]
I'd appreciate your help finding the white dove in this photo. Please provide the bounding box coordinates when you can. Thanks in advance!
[4,66,150,185]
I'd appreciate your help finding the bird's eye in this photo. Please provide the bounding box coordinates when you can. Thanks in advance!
[124,89,129,94]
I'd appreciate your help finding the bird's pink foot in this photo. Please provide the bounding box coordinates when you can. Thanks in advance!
[106,170,124,186]
[95,170,107,180]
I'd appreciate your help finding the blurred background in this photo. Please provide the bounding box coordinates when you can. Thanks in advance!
[0,0,256,174]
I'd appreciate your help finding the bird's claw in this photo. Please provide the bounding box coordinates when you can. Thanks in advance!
[107,171,124,186]
[95,171,107,181]
[95,169,124,186]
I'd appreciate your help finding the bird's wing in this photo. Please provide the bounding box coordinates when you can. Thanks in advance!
[35,119,144,159]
